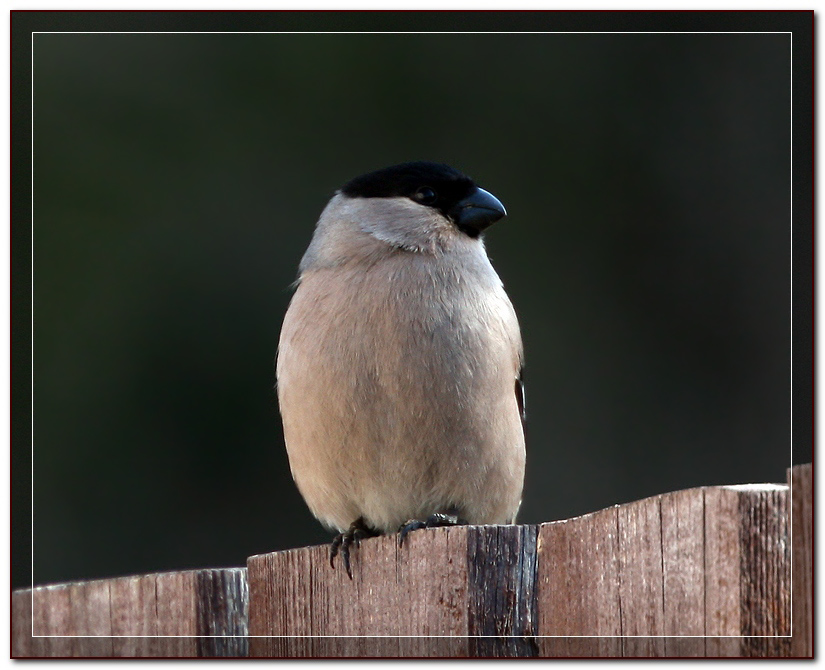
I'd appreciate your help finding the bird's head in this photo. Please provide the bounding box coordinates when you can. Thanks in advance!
[299,162,507,273]
[340,161,506,239]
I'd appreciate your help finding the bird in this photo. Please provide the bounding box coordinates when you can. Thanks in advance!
[276,161,525,578]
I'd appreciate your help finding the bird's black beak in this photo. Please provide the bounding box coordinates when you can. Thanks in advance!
[450,187,507,238]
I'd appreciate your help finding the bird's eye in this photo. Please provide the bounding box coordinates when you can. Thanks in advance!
[413,187,438,205]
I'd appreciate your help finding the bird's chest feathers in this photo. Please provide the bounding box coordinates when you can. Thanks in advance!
[355,256,497,337]
[296,255,508,379]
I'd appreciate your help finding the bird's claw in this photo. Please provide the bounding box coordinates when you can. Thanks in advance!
[329,517,379,579]
[398,512,464,547]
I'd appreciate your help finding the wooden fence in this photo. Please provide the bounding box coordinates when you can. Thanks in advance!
[12,464,812,658]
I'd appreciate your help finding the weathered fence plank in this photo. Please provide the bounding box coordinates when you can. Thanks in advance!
[249,481,795,657]
[703,485,741,656]
[248,529,469,657]
[536,485,790,658]
[12,465,810,658]
[12,568,248,657]
[247,525,539,657]
[704,484,791,656]
[661,488,705,656]
[738,485,791,657]
[789,463,812,657]
[536,505,623,657]
[617,494,667,656]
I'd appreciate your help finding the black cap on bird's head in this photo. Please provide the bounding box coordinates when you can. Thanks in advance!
[340,161,507,238]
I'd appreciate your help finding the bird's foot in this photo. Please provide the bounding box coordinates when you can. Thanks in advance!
[398,511,466,547]
[329,517,380,579]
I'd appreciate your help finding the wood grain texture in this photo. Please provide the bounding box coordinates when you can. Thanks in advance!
[195,568,249,657]
[789,463,812,657]
[537,485,792,658]
[537,506,622,657]
[703,486,742,656]
[248,524,539,658]
[248,528,469,657]
[617,494,666,657]
[13,470,807,659]
[11,587,35,657]
[705,485,791,657]
[466,524,539,657]
[737,485,791,657]
[538,489,706,657]
[661,487,705,656]
[11,568,248,658]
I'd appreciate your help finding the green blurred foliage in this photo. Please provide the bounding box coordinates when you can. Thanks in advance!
[26,32,793,587]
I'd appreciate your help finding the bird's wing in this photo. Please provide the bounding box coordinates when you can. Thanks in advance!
[516,365,526,428]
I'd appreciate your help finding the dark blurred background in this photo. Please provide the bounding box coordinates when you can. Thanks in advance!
[15,18,808,588]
